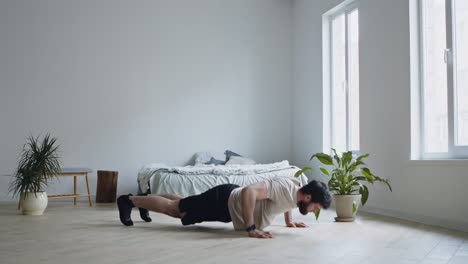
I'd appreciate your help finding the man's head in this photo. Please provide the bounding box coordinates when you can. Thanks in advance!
[297,180,332,215]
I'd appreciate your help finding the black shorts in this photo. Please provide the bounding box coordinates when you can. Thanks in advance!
[178,184,239,226]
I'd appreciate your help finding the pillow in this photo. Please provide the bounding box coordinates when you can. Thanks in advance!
[225,156,257,165]
[194,152,225,165]
[194,152,212,165]
[204,157,226,165]
[224,150,242,162]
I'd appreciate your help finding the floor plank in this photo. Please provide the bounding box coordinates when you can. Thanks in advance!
[1,201,467,264]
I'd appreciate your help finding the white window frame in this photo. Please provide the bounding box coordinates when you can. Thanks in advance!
[415,0,468,159]
[323,0,359,154]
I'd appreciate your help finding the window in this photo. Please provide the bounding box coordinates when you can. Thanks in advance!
[323,2,359,154]
[415,0,468,159]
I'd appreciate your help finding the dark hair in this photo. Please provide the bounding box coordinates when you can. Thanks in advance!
[300,180,332,209]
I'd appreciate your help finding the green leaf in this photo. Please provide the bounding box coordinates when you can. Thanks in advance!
[352,201,358,214]
[356,153,369,162]
[314,208,321,220]
[331,148,341,167]
[359,185,369,205]
[349,160,365,174]
[342,151,353,167]
[319,168,330,177]
[373,175,393,192]
[354,176,367,181]
[354,160,365,167]
[360,168,373,181]
[294,167,312,178]
[385,180,393,192]
[328,179,340,192]
[310,153,333,165]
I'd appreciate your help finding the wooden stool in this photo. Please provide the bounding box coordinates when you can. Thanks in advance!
[47,168,93,207]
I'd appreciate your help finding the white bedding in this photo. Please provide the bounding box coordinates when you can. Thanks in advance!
[137,161,309,196]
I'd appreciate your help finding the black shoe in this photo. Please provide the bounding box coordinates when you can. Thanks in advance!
[117,194,134,226]
[137,193,152,222]
[139,207,152,222]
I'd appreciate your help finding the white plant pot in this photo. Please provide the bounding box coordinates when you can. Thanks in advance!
[334,194,361,222]
[20,192,48,215]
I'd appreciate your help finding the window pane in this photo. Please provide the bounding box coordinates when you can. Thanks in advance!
[331,14,347,153]
[348,9,360,151]
[454,0,468,145]
[422,0,448,152]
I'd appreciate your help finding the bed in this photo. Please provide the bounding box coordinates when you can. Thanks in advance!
[137,160,308,197]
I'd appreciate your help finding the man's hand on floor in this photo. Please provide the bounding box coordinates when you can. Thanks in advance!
[286,222,308,228]
[248,230,273,239]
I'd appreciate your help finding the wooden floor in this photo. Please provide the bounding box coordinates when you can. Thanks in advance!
[1,201,467,264]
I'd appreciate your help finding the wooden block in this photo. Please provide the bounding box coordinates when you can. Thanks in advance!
[96,171,118,203]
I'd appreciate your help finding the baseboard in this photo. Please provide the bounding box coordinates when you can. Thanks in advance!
[360,205,468,233]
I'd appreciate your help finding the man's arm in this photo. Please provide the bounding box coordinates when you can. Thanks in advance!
[241,182,273,239]
[284,210,292,225]
[284,210,308,228]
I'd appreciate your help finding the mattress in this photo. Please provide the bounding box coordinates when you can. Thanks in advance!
[148,164,309,196]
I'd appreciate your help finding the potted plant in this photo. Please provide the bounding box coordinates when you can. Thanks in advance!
[9,134,61,215]
[295,149,392,222]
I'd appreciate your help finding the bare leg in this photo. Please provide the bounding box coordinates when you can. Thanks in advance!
[148,194,183,200]
[130,195,184,219]
[134,194,182,223]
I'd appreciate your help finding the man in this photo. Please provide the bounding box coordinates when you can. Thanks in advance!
[117,177,331,239]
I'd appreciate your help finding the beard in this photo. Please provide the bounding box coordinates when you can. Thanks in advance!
[297,201,310,215]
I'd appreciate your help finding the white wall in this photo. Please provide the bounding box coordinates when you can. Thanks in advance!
[293,0,468,232]
[292,0,343,174]
[0,0,294,200]
[3,0,466,232]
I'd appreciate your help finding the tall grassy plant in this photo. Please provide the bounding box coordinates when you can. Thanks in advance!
[295,149,392,211]
[9,134,61,198]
